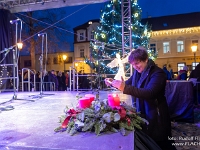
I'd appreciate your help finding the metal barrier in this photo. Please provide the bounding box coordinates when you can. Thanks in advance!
[21,68,36,92]
[20,81,55,92]
[69,67,115,91]
[34,82,55,91]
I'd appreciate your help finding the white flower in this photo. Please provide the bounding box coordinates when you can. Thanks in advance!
[74,120,84,128]
[102,112,113,123]
[113,113,120,122]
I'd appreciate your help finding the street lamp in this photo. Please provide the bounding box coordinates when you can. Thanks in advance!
[75,63,78,72]
[17,42,23,50]
[63,55,67,72]
[191,45,197,67]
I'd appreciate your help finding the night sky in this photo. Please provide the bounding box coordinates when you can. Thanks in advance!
[63,0,200,50]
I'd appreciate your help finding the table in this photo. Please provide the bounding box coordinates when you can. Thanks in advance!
[165,80,194,123]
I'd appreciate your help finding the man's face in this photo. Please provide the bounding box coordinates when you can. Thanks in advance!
[130,59,148,73]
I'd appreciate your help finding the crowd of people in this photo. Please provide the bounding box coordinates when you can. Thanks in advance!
[21,70,69,91]
[21,70,97,91]
[162,64,200,81]
[163,64,200,104]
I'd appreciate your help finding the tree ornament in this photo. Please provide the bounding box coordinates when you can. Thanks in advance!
[134,13,138,17]
[85,0,153,75]
[101,33,106,38]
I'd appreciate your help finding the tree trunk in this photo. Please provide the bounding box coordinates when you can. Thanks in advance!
[30,39,36,69]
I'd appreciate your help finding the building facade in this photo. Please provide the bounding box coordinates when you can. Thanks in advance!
[19,52,74,73]
[73,19,99,73]
[19,12,200,75]
[143,12,200,73]
[73,13,200,75]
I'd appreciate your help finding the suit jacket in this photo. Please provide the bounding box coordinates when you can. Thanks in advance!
[123,59,171,142]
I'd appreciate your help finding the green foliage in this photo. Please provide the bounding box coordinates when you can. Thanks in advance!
[86,0,154,74]
[55,99,148,136]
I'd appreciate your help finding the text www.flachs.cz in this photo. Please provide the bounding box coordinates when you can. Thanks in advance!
[171,142,200,146]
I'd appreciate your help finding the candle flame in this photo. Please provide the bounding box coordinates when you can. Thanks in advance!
[112,94,116,97]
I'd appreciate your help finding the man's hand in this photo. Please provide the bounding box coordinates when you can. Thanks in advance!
[112,76,125,91]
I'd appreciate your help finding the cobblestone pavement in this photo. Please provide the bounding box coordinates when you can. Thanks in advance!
[171,107,200,150]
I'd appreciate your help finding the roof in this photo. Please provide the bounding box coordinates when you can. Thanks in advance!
[73,19,100,30]
[142,12,200,31]
[74,12,200,32]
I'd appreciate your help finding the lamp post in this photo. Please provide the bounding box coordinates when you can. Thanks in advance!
[63,55,67,72]
[191,45,197,67]
[75,63,78,72]
[17,42,23,50]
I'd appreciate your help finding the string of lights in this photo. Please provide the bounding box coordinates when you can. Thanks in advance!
[85,0,156,75]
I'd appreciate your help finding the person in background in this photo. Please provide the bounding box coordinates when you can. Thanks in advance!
[105,47,176,150]
[57,71,63,91]
[189,63,200,79]
[177,66,188,80]
[61,72,66,91]
[163,66,172,80]
[48,70,58,91]
[169,69,174,79]
[189,63,200,105]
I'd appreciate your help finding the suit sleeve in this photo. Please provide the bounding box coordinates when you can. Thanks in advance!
[123,70,166,100]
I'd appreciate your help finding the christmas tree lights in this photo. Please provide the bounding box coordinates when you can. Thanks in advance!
[85,0,157,75]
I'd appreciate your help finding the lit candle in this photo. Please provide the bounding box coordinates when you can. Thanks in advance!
[79,97,91,109]
[108,94,120,107]
[85,94,95,102]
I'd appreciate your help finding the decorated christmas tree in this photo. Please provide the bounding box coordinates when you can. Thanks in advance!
[85,0,156,75]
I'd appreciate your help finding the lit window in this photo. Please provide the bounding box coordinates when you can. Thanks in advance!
[149,43,156,53]
[192,62,199,70]
[163,42,170,53]
[192,40,198,45]
[177,40,184,52]
[80,49,84,58]
[177,63,185,71]
[91,31,94,40]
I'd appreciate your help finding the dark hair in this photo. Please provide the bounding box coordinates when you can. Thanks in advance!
[128,46,148,63]
[195,63,200,70]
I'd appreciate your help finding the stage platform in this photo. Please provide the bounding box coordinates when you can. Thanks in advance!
[0,91,133,150]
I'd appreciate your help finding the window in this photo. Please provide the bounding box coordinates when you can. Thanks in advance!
[53,57,58,64]
[177,63,186,71]
[77,30,86,42]
[65,57,72,63]
[192,62,199,70]
[91,31,94,40]
[177,40,184,52]
[79,33,84,41]
[80,49,84,58]
[192,40,198,45]
[149,43,156,54]
[163,23,168,27]
[163,42,170,53]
